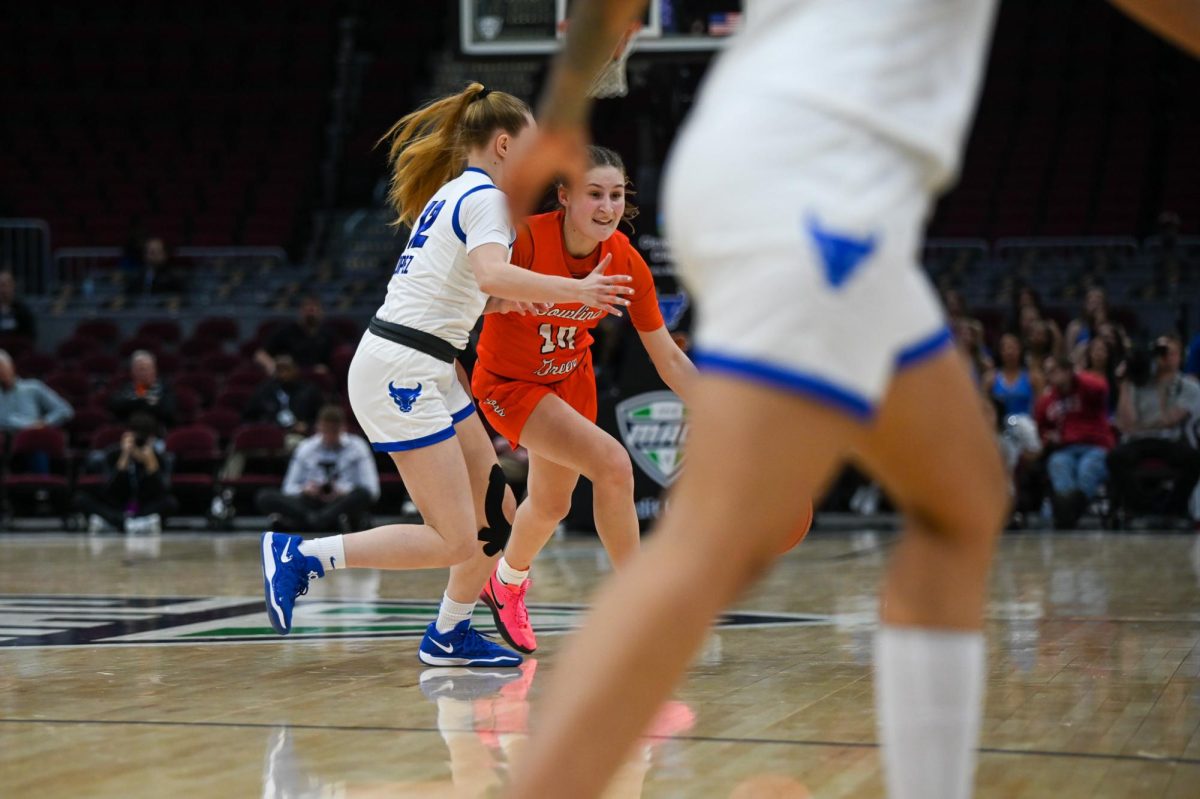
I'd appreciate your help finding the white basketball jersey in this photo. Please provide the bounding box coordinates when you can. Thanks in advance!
[375,167,513,349]
[705,0,999,189]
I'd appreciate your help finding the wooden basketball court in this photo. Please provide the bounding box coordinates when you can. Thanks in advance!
[2,530,1197,797]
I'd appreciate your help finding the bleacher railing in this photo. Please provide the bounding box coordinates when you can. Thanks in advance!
[0,218,52,294]
[54,246,289,294]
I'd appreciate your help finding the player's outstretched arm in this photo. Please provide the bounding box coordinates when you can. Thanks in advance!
[469,244,633,316]
[638,326,698,402]
[504,0,649,215]
[1110,0,1200,57]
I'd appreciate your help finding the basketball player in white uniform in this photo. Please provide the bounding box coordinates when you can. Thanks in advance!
[260,84,633,668]
[505,1,1200,795]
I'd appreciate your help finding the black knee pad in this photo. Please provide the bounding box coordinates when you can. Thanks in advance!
[477,464,511,556]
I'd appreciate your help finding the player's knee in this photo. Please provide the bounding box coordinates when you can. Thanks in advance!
[531,491,572,525]
[909,450,1009,548]
[434,518,478,565]
[446,533,478,565]
[590,441,634,493]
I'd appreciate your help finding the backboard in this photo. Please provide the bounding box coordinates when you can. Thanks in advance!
[461,0,743,55]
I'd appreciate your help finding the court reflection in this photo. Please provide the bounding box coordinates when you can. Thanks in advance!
[260,660,697,798]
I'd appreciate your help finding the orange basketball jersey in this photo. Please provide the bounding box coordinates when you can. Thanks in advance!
[475,210,664,384]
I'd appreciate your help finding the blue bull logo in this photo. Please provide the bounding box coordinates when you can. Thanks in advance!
[388,382,422,413]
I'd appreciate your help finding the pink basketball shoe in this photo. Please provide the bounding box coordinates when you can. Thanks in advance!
[480,568,536,653]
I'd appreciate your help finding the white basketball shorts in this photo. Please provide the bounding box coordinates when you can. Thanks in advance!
[663,101,952,421]
[346,332,475,451]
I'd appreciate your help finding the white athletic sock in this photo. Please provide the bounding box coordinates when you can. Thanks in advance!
[496,556,529,586]
[298,535,345,573]
[436,593,476,634]
[875,625,985,799]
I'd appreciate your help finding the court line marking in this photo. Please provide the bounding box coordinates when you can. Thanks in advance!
[1,717,1197,766]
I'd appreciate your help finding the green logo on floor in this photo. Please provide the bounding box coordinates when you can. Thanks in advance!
[0,595,832,647]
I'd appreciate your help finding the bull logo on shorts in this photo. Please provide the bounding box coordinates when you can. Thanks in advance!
[615,391,688,488]
[657,292,690,330]
[388,382,422,413]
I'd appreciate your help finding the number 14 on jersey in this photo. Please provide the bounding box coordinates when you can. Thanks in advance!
[539,324,577,354]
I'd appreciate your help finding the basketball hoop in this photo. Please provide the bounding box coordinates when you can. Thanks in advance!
[557,20,640,99]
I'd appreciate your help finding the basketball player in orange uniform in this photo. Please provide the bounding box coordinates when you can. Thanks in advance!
[435,145,696,654]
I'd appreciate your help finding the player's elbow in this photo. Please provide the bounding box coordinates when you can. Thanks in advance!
[471,260,505,296]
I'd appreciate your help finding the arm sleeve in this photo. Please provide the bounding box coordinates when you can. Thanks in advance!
[34,381,74,425]
[459,189,513,254]
[626,249,665,332]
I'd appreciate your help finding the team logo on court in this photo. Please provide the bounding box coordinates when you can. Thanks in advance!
[0,595,830,647]
[615,391,687,487]
[388,381,422,413]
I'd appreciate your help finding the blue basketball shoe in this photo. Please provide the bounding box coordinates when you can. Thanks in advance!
[418,619,523,667]
[261,532,324,635]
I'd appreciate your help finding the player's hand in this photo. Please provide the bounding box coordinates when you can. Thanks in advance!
[504,127,589,218]
[576,254,633,316]
[484,297,547,316]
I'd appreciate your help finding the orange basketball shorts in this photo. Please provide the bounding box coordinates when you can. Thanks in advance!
[472,358,598,449]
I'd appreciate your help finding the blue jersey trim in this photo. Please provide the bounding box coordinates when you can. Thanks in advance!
[450,403,477,425]
[463,166,494,180]
[692,349,875,421]
[371,426,457,452]
[452,184,502,244]
[895,326,954,369]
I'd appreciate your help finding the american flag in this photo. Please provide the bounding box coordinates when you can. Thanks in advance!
[708,11,742,36]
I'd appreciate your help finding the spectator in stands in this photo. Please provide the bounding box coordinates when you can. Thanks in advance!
[0,272,36,342]
[1016,305,1042,342]
[990,333,1043,418]
[1035,356,1115,528]
[941,288,970,323]
[1108,335,1200,519]
[243,354,323,447]
[255,295,335,375]
[1022,318,1064,369]
[953,317,993,386]
[1009,284,1046,335]
[1066,286,1127,367]
[109,350,176,429]
[984,393,1041,517]
[0,350,73,432]
[1083,336,1121,414]
[125,236,187,296]
[75,412,178,534]
[255,406,379,533]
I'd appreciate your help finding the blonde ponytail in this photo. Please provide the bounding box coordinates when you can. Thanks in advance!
[378,83,531,226]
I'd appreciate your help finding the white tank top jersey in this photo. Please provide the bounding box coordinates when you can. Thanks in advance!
[710,0,999,189]
[375,167,513,349]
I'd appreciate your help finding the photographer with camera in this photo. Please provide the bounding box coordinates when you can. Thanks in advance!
[75,411,179,534]
[1108,335,1200,521]
[254,405,379,533]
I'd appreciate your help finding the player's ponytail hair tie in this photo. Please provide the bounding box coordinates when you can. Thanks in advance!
[472,87,492,103]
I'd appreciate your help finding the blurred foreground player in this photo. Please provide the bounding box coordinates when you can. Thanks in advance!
[505,1,1200,797]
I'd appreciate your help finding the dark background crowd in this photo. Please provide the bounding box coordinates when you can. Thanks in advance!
[1,0,1198,533]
